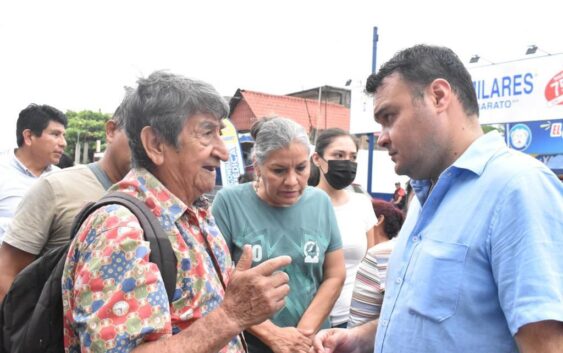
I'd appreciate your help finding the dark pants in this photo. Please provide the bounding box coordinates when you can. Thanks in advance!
[331,322,348,329]
[244,331,273,353]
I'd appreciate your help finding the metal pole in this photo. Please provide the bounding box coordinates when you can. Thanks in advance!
[74,131,81,165]
[505,123,510,146]
[371,27,379,73]
[314,86,323,145]
[367,26,378,196]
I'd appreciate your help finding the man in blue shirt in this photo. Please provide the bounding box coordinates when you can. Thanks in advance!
[0,104,68,242]
[313,44,562,353]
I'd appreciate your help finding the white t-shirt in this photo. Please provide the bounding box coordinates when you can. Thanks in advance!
[329,191,377,326]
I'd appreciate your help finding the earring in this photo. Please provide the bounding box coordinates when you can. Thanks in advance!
[254,176,260,192]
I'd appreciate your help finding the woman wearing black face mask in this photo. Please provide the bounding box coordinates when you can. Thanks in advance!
[310,129,377,329]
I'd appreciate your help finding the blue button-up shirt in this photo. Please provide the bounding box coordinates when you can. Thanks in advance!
[375,132,563,353]
[0,149,57,242]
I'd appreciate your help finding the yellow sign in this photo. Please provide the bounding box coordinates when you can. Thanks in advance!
[220,119,245,186]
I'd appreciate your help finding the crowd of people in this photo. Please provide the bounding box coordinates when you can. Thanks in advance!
[0,43,560,353]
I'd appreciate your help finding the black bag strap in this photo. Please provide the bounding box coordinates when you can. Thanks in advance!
[71,191,177,301]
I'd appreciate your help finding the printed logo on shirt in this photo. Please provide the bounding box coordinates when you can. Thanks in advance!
[251,244,263,262]
[304,241,319,263]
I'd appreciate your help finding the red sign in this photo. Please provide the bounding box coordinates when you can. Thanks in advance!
[545,70,563,106]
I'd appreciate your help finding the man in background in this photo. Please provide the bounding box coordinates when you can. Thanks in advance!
[391,181,406,210]
[0,104,67,242]
[0,99,130,301]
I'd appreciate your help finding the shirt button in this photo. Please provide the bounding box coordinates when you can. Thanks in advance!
[380,319,388,327]
[412,235,420,242]
[395,277,403,284]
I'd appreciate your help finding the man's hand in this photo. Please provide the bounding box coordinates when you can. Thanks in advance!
[268,327,313,353]
[221,245,291,330]
[312,328,358,353]
[312,321,377,353]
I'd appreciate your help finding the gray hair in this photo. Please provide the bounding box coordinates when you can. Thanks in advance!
[124,71,229,171]
[250,117,310,165]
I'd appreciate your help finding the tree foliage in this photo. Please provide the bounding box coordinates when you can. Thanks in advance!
[482,123,505,136]
[65,110,110,162]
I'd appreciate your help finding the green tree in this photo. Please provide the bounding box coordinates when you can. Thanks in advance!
[65,110,110,163]
[482,123,505,137]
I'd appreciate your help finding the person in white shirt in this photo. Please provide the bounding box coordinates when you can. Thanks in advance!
[0,104,67,242]
[310,128,376,328]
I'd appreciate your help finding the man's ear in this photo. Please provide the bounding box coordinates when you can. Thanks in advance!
[22,129,33,146]
[105,120,118,145]
[140,126,165,166]
[428,78,452,113]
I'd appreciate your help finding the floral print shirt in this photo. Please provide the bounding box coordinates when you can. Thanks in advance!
[62,168,243,353]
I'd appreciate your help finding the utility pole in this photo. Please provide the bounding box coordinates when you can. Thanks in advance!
[74,131,81,165]
[367,26,378,195]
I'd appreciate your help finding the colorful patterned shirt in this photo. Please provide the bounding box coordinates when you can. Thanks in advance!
[62,168,243,353]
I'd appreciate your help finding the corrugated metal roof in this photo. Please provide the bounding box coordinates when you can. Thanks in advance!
[230,89,350,132]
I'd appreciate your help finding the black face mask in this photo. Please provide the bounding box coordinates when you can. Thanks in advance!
[322,159,357,190]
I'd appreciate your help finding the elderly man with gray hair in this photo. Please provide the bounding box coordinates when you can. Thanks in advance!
[61,71,291,353]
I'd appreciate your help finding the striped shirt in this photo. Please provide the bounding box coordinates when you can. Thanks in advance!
[348,238,396,327]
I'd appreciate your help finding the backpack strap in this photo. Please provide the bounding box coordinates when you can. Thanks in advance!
[72,192,177,302]
[2,192,178,353]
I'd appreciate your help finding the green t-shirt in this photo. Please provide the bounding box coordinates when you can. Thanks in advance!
[212,183,342,328]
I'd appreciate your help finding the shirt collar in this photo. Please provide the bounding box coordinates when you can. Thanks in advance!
[10,148,56,177]
[450,131,507,176]
[411,131,507,204]
[114,168,189,223]
[11,150,30,175]
[114,168,214,223]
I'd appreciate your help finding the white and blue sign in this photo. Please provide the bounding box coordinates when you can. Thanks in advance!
[468,54,563,124]
[507,119,563,154]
